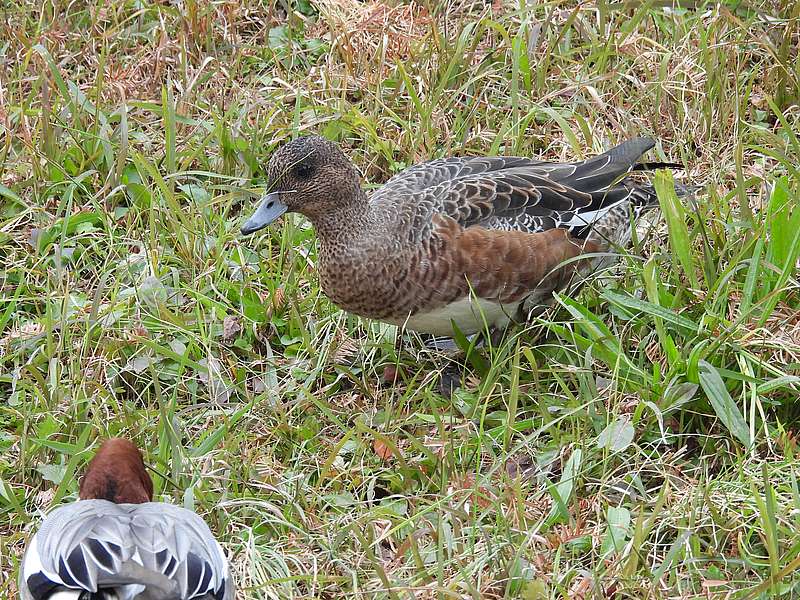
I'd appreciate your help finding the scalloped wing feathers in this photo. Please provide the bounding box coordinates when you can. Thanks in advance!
[374,138,660,242]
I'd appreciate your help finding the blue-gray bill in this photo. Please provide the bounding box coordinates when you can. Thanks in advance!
[240,191,287,235]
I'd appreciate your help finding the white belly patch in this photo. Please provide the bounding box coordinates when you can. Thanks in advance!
[389,297,520,336]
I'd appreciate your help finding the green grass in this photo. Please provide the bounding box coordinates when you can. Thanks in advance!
[2,0,800,598]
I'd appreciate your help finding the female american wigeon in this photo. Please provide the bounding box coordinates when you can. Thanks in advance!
[20,438,233,600]
[241,136,689,337]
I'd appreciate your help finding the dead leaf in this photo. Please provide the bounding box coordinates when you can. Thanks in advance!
[270,287,286,314]
[222,315,241,344]
[130,324,149,338]
[568,574,592,599]
[449,474,496,510]
[373,439,394,461]
[252,376,267,394]
[382,365,403,385]
[35,488,55,510]
[392,528,433,562]
[505,452,540,482]
[604,582,619,598]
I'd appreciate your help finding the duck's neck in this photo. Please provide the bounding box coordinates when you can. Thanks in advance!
[81,470,152,504]
[309,191,382,245]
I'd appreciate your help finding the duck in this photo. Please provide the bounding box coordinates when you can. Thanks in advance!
[241,135,689,338]
[19,438,233,600]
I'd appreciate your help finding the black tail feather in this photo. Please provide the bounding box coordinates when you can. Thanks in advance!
[631,161,685,171]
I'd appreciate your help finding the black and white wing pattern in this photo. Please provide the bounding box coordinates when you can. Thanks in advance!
[20,500,232,600]
[373,138,662,242]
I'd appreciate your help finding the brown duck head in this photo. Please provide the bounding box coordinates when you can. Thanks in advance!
[240,135,365,235]
[79,438,153,504]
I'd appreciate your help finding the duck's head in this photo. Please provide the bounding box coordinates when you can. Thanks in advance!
[79,438,153,504]
[241,135,363,235]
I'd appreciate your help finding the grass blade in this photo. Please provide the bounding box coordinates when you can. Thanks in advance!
[698,360,752,448]
[655,169,699,289]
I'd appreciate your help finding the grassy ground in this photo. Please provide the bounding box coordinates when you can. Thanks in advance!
[1,0,800,598]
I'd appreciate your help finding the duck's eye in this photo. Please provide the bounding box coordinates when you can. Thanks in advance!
[295,163,313,179]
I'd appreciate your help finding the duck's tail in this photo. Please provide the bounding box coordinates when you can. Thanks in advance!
[88,561,180,600]
[585,180,699,251]
[584,200,638,252]
[580,181,697,279]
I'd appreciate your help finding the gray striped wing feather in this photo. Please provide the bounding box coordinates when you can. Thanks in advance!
[373,138,658,239]
[22,500,232,600]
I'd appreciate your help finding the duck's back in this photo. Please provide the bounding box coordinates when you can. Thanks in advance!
[21,500,232,600]
[369,137,659,242]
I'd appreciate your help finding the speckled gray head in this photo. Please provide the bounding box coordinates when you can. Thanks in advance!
[241,135,362,235]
